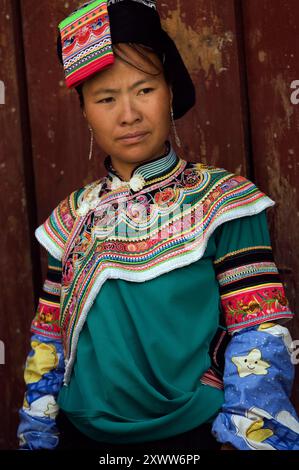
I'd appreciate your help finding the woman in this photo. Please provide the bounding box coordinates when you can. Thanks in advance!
[17,0,299,451]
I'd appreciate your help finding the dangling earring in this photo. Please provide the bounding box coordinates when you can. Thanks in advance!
[170,105,182,148]
[88,125,94,161]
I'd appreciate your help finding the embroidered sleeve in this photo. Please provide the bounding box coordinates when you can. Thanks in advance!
[17,254,65,449]
[34,190,80,262]
[30,253,63,340]
[211,323,299,449]
[213,209,294,334]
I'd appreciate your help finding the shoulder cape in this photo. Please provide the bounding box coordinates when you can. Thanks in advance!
[34,162,276,384]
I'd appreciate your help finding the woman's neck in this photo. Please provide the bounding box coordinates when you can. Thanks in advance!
[110,141,168,182]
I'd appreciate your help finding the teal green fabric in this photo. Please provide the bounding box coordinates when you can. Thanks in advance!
[48,253,62,268]
[57,229,224,444]
[56,209,280,444]
[213,208,272,260]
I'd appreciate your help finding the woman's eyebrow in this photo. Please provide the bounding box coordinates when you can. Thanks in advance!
[92,77,157,95]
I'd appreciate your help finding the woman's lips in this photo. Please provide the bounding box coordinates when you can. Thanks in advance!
[118,132,149,144]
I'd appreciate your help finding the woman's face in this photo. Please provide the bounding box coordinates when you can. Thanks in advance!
[82,43,173,177]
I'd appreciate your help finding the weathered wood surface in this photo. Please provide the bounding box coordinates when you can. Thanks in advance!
[0,0,298,449]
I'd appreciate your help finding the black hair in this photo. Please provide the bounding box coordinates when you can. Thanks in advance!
[56,34,171,110]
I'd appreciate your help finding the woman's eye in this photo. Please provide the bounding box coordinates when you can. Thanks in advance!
[139,87,154,95]
[96,88,154,104]
[97,97,113,104]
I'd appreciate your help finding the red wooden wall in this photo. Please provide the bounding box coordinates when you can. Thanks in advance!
[0,0,298,449]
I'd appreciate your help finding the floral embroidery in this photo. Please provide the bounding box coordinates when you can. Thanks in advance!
[214,246,293,333]
[32,301,61,337]
[62,259,74,286]
[127,201,148,223]
[182,168,202,187]
[76,181,104,216]
[222,285,292,331]
[154,187,176,206]
[60,199,76,230]
[110,176,129,191]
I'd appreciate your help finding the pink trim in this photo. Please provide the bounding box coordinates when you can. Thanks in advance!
[228,312,294,333]
[200,368,224,390]
[66,54,115,88]
[212,330,227,367]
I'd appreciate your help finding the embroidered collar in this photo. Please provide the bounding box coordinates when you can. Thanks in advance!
[104,140,180,192]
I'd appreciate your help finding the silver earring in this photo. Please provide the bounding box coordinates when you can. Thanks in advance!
[170,106,182,148]
[88,125,93,161]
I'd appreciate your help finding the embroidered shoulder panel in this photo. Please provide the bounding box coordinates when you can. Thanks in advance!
[35,185,91,261]
[43,160,276,384]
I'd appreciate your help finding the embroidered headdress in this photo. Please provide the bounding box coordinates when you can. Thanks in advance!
[57,0,195,119]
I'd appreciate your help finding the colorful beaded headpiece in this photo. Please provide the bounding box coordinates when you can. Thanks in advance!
[58,0,114,88]
[58,0,157,89]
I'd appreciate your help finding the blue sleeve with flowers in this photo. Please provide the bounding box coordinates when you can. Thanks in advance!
[17,335,65,450]
[212,210,299,449]
[17,254,65,450]
[212,322,299,450]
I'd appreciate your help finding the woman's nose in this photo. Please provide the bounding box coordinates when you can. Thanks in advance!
[119,98,142,124]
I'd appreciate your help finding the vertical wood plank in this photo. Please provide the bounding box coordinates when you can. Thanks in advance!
[160,0,249,174]
[0,0,40,449]
[241,0,299,410]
